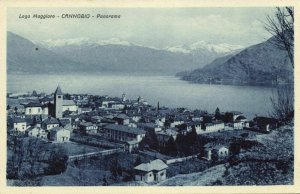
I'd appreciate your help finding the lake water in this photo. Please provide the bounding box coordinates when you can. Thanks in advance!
[7,74,275,119]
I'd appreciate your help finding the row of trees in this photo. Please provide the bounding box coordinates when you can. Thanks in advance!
[140,128,210,157]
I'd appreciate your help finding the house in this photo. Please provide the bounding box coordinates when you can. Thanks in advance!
[127,112,141,122]
[103,124,146,143]
[200,121,225,134]
[63,100,78,112]
[78,107,92,114]
[134,159,168,183]
[27,126,48,139]
[110,102,125,110]
[79,122,98,134]
[138,123,162,134]
[49,127,70,142]
[59,118,73,132]
[91,115,103,123]
[203,144,229,161]
[156,128,178,147]
[168,116,185,128]
[10,117,27,132]
[42,117,60,130]
[253,116,278,132]
[113,114,130,125]
[125,140,139,153]
[224,111,243,123]
[24,102,48,115]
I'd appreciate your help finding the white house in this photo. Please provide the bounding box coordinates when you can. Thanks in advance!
[200,121,225,134]
[42,117,60,130]
[203,144,229,161]
[24,102,46,115]
[79,122,98,134]
[134,159,168,183]
[27,126,48,139]
[11,118,27,132]
[49,127,70,143]
[63,100,78,112]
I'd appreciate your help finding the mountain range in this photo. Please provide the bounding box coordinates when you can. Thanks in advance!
[177,37,293,86]
[8,31,292,86]
[7,31,242,75]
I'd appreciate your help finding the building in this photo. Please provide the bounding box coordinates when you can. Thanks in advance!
[134,159,168,183]
[10,117,27,132]
[138,123,162,134]
[24,102,48,115]
[200,121,225,134]
[203,144,229,161]
[253,116,278,132]
[125,140,139,153]
[42,117,60,130]
[79,122,98,134]
[103,124,146,143]
[49,127,70,142]
[27,126,48,139]
[63,100,78,112]
[113,114,130,125]
[156,128,178,147]
[54,86,63,118]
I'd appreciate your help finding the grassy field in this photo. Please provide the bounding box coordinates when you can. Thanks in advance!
[201,129,263,140]
[157,164,226,186]
[58,141,104,156]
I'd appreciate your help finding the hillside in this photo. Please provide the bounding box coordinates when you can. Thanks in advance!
[7,32,83,74]
[158,123,293,186]
[179,38,293,86]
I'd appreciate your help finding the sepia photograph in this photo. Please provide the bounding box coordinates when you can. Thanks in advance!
[2,1,297,191]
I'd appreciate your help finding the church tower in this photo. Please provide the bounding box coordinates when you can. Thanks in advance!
[54,85,63,118]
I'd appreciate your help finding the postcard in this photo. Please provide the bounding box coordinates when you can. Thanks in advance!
[0,0,299,193]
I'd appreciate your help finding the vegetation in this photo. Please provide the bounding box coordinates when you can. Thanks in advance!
[7,133,68,185]
[265,7,294,123]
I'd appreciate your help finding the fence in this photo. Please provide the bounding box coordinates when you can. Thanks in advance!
[68,148,124,162]
[70,136,124,149]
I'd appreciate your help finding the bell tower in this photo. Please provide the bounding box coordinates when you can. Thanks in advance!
[54,85,63,118]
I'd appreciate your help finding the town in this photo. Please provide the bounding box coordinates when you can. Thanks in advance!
[7,86,280,186]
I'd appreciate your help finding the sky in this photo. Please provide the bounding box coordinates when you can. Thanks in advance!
[7,7,275,48]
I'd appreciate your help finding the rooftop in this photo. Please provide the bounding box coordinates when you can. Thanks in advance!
[54,85,63,95]
[134,159,168,172]
[104,124,146,135]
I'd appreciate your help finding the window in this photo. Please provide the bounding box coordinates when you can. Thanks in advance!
[160,172,164,176]
[58,96,61,99]
[29,109,31,113]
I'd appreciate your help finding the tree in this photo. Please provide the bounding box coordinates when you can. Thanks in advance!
[7,136,68,182]
[215,107,221,120]
[265,7,294,123]
[270,84,294,123]
[164,137,178,156]
[265,7,294,68]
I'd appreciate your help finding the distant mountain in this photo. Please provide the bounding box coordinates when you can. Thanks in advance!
[7,32,243,75]
[7,32,83,74]
[164,41,243,55]
[178,37,293,86]
[41,39,243,74]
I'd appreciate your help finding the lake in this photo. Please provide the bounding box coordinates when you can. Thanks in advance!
[7,74,275,119]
